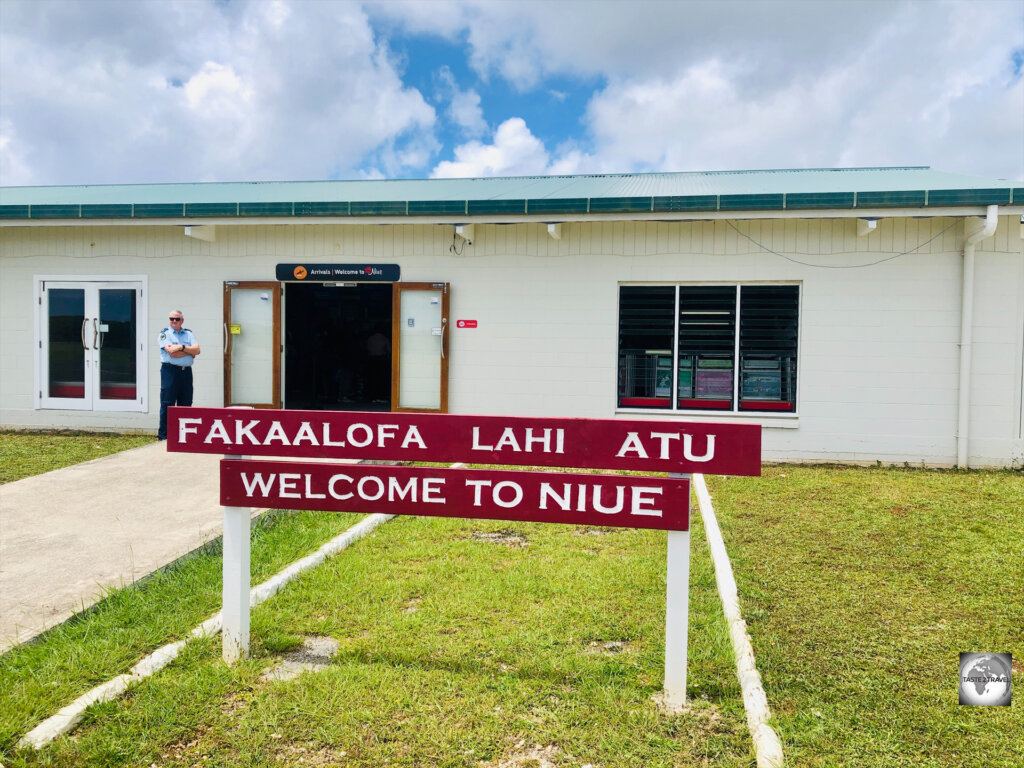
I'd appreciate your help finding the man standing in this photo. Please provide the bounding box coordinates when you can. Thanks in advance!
[158,310,200,440]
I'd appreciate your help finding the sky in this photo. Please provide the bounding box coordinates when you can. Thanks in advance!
[0,0,1021,187]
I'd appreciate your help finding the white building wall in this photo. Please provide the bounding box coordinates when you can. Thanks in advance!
[1,215,1022,466]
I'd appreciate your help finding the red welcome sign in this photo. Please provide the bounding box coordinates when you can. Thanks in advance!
[170,406,761,703]
[221,460,690,530]
[168,408,760,476]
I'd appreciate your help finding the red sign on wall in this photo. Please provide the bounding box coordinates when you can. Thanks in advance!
[456,319,477,328]
[168,408,760,476]
[221,460,690,531]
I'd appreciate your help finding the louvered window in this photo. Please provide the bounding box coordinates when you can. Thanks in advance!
[617,284,798,413]
[617,286,675,409]
[678,286,736,410]
[739,286,798,411]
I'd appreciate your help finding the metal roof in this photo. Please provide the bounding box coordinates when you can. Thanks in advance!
[1,167,1021,221]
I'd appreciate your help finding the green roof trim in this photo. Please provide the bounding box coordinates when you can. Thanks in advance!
[855,190,926,207]
[1,168,1020,221]
[29,204,80,218]
[185,202,238,217]
[295,201,349,216]
[351,200,407,216]
[653,195,717,212]
[527,198,589,214]
[927,188,1011,206]
[0,205,29,219]
[408,199,466,215]
[720,193,784,211]
[786,192,856,210]
[468,199,527,215]
[239,201,293,217]
[589,197,651,213]
[134,203,185,218]
[82,203,133,218]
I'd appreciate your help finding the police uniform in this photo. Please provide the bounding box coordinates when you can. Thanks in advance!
[158,324,198,440]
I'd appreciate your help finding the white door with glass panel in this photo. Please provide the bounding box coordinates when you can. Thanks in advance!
[392,282,449,412]
[38,280,146,411]
[224,281,281,408]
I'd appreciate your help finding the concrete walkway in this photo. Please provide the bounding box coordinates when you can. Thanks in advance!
[0,442,225,652]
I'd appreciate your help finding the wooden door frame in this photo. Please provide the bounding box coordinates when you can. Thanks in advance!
[391,282,450,413]
[223,281,282,408]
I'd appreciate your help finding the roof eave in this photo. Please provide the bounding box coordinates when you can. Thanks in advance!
[2,204,1022,228]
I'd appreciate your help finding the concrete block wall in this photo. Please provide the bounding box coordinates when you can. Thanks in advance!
[1,214,1022,466]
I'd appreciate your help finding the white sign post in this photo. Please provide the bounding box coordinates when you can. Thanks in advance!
[222,455,250,664]
[662,473,691,708]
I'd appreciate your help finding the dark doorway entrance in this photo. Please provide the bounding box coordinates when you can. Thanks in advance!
[284,283,393,411]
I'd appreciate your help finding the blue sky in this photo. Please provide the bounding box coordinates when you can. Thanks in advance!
[1,0,1021,186]
[389,29,599,168]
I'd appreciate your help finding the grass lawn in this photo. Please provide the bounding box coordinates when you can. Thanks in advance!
[0,507,751,767]
[3,460,1020,767]
[0,430,155,484]
[706,466,1024,767]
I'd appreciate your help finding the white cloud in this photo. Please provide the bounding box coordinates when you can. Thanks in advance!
[0,0,437,184]
[435,66,487,138]
[0,119,32,187]
[432,117,552,177]
[2,0,1020,184]
[183,62,252,113]
[573,5,1024,179]
[449,88,487,138]
[377,0,1024,180]
[371,0,903,90]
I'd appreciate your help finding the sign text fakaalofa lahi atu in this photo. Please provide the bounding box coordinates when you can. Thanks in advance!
[168,407,761,476]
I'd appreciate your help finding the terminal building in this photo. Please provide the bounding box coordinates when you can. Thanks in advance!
[1,167,1022,467]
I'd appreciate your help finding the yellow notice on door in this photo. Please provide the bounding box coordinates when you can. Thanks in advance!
[230,325,242,335]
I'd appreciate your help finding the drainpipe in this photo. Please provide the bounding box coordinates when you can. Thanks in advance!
[957,205,999,468]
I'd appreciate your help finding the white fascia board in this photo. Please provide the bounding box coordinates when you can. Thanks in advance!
[3,205,1023,228]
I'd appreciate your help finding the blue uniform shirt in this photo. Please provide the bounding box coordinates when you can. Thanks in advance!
[158,326,198,366]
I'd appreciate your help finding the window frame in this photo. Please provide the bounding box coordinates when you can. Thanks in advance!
[616,282,801,418]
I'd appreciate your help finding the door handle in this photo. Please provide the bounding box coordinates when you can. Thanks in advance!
[440,322,447,360]
[81,319,88,349]
[92,318,99,349]
[224,323,230,354]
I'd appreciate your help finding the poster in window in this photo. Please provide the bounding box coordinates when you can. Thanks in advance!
[655,357,673,397]
[696,369,732,398]
[742,370,782,400]
[677,366,693,398]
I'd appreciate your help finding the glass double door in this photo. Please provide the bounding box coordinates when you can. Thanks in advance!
[40,281,145,411]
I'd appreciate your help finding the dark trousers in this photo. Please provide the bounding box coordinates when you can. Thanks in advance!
[158,363,194,439]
